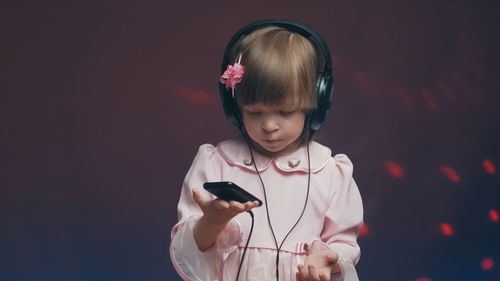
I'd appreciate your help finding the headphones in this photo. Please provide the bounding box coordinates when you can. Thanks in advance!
[219,19,334,134]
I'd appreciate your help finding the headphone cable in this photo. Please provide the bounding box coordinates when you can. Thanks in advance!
[274,141,311,280]
[243,134,312,281]
[235,210,255,281]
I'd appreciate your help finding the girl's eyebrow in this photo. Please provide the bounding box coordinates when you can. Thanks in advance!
[243,103,265,109]
[279,103,299,111]
[243,105,258,109]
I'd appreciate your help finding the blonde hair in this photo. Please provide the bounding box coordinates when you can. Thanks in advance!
[231,27,318,113]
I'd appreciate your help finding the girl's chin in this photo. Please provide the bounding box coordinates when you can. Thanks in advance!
[260,140,283,151]
[249,141,282,157]
[253,140,299,157]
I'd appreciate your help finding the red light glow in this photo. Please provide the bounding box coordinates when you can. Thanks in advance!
[483,159,496,174]
[440,223,454,236]
[359,224,369,236]
[439,166,461,183]
[489,209,499,223]
[421,89,438,110]
[355,71,375,93]
[393,87,416,113]
[172,86,217,105]
[481,258,494,271]
[415,278,432,281]
[333,57,344,72]
[384,161,405,179]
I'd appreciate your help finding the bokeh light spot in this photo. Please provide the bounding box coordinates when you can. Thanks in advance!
[489,209,499,223]
[440,223,454,236]
[421,89,438,110]
[172,85,217,105]
[384,161,405,179]
[355,71,376,93]
[393,87,416,113]
[359,224,369,237]
[481,257,494,271]
[483,159,496,174]
[439,166,461,183]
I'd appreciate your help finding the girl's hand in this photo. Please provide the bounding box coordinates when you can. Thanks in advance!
[192,188,260,251]
[193,188,260,225]
[296,241,339,281]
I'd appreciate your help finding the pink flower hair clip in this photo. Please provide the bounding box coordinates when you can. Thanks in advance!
[219,54,245,98]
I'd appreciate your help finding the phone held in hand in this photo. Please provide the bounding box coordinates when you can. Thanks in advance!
[203,181,263,206]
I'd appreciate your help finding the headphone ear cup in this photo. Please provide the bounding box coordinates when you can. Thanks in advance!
[310,72,333,132]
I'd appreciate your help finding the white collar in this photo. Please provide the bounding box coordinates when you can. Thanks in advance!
[216,138,332,173]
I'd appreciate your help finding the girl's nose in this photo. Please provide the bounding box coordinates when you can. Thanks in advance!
[262,118,279,132]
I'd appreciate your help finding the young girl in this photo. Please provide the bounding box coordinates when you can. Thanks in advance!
[170,20,363,281]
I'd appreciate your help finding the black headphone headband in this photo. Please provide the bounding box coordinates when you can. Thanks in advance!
[219,19,334,133]
[221,20,333,75]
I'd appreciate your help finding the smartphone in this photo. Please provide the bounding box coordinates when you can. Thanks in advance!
[203,181,263,206]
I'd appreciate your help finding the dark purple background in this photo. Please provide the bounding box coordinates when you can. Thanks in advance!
[1,1,499,280]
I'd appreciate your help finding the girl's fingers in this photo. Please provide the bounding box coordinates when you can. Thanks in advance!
[231,200,258,211]
[194,189,233,211]
[213,199,230,210]
[319,273,329,281]
[325,252,338,264]
[215,199,253,214]
[228,201,246,212]
[297,264,308,280]
[307,265,320,281]
[243,201,258,210]
[247,200,259,207]
[192,189,206,207]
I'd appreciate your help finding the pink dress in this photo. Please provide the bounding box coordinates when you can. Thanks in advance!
[170,139,364,281]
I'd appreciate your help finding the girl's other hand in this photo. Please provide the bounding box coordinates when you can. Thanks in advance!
[296,241,340,281]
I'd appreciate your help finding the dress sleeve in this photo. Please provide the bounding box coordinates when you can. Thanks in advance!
[320,154,364,281]
[169,144,244,281]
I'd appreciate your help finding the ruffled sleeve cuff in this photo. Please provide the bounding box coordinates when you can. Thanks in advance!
[170,216,243,280]
[331,258,359,281]
[214,218,243,251]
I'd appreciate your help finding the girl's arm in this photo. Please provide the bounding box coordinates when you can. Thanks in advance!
[320,154,364,280]
[297,154,363,281]
[170,144,256,280]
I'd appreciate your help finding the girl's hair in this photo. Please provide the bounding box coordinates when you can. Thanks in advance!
[229,26,320,143]
[231,26,319,113]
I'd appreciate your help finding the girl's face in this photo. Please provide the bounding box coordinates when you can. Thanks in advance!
[242,102,305,157]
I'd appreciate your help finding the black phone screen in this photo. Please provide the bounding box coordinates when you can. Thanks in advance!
[203,181,263,206]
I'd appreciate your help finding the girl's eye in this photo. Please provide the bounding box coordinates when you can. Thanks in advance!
[247,110,261,116]
[280,110,295,116]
